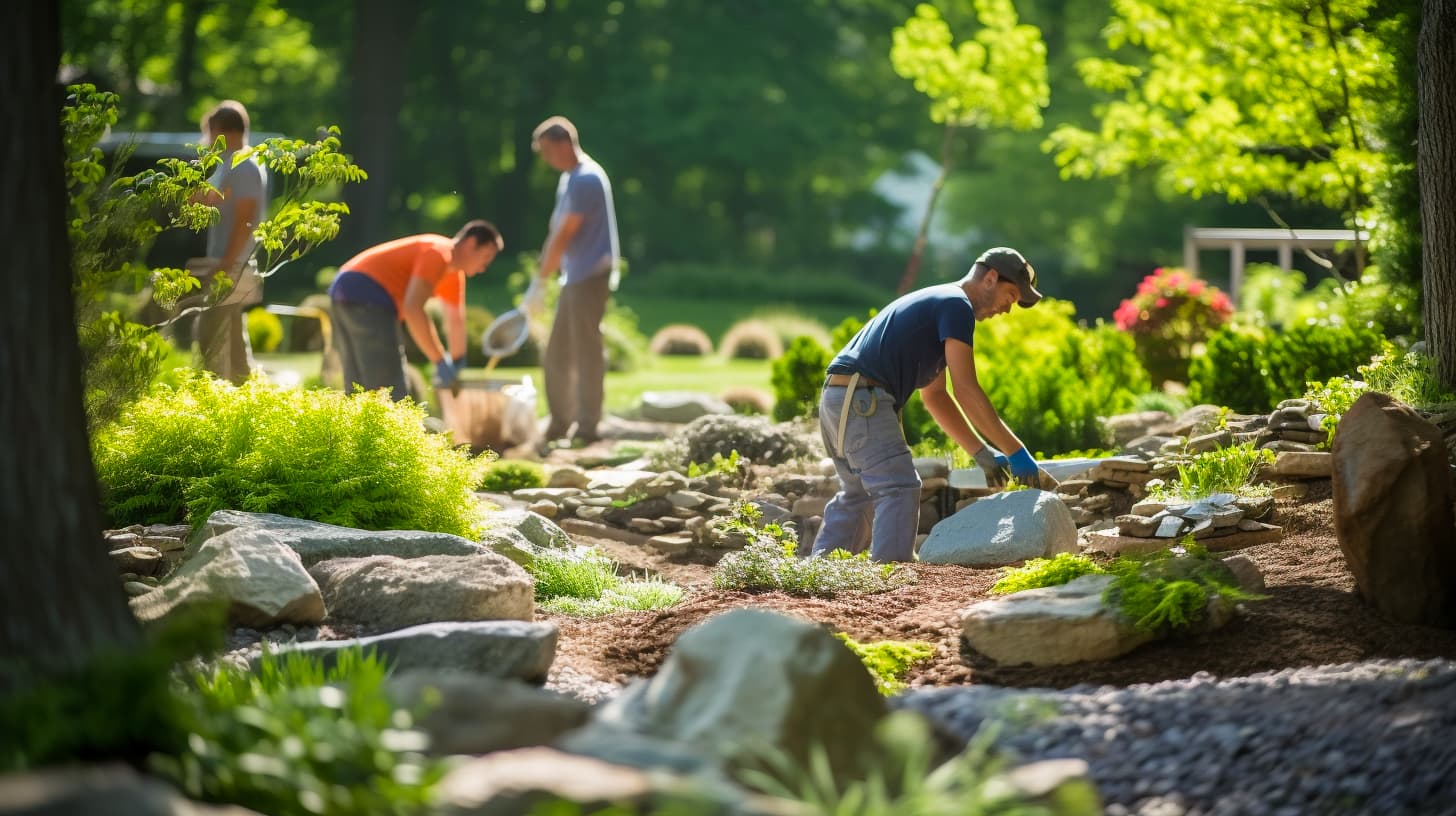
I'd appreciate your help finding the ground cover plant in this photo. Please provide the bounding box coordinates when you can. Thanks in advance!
[712,503,914,595]
[525,545,684,617]
[476,458,545,493]
[1146,442,1274,503]
[93,375,487,536]
[990,553,1103,595]
[834,634,936,696]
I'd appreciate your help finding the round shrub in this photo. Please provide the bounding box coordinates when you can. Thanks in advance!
[744,309,832,351]
[478,458,546,493]
[649,323,714,356]
[770,335,831,421]
[676,414,812,466]
[720,386,774,415]
[720,319,784,360]
[1114,267,1234,385]
[245,307,284,354]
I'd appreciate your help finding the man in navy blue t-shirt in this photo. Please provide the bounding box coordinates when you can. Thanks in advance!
[816,247,1044,562]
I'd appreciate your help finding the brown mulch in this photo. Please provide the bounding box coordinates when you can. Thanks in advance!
[541,480,1456,692]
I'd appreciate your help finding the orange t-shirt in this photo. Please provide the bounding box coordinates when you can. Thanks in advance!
[340,234,464,313]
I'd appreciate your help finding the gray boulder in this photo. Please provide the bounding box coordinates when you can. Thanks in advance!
[263,620,558,682]
[131,527,323,628]
[961,574,1153,666]
[192,510,488,567]
[308,553,533,628]
[919,490,1078,567]
[387,670,589,754]
[638,390,733,423]
[0,764,259,815]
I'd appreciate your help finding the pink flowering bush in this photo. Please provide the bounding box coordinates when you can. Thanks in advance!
[1114,267,1234,385]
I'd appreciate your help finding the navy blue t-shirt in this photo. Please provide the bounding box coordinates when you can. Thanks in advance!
[827,283,977,409]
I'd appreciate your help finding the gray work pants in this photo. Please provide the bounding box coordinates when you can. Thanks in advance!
[543,273,612,439]
[197,303,254,386]
[331,299,410,402]
[812,384,921,562]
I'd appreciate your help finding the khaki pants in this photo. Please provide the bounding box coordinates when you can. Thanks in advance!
[188,258,260,385]
[543,273,612,439]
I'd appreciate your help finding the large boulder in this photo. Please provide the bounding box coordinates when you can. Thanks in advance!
[262,620,558,682]
[387,671,590,755]
[191,510,489,567]
[131,527,323,628]
[919,490,1078,567]
[0,764,258,815]
[1332,392,1456,627]
[308,553,533,628]
[638,390,733,423]
[565,609,884,777]
[961,574,1154,666]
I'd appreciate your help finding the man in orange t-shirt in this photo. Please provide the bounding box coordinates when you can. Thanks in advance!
[328,220,503,400]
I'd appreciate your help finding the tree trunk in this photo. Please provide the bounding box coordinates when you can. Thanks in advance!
[0,0,140,697]
[1419,0,1456,390]
[342,0,421,255]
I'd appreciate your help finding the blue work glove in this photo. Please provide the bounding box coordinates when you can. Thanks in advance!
[452,355,467,372]
[1007,447,1039,482]
[431,357,459,390]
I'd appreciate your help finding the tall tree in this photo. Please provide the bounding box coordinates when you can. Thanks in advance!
[1419,0,1455,388]
[1,0,139,696]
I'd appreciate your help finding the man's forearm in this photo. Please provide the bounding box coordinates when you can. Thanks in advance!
[922,388,984,454]
[539,233,564,279]
[402,307,447,363]
[446,307,467,361]
[952,384,1026,455]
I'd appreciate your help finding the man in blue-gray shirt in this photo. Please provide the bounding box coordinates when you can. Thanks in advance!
[815,247,1045,562]
[526,116,620,446]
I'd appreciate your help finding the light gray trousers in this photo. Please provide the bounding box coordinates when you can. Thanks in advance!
[544,273,612,438]
[813,383,921,562]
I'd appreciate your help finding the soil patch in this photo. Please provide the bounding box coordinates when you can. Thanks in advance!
[543,480,1456,693]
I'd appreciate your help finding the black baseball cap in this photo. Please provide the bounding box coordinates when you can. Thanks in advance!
[976,247,1042,307]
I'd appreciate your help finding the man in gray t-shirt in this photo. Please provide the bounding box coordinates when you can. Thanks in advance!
[527,116,620,446]
[192,99,268,384]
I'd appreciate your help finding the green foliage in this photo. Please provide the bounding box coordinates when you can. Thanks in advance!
[963,301,1150,456]
[834,634,935,696]
[154,647,443,815]
[1047,0,1396,236]
[1190,320,1386,413]
[712,503,913,596]
[990,553,1105,595]
[1236,263,1420,339]
[891,2,1049,130]
[1130,389,1192,417]
[1148,442,1274,502]
[771,336,832,422]
[687,449,743,479]
[525,546,684,617]
[477,459,546,493]
[1103,539,1264,635]
[740,710,1086,815]
[1357,342,1456,409]
[676,414,812,467]
[93,375,486,536]
[246,307,284,353]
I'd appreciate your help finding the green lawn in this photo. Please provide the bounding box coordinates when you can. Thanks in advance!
[255,352,773,416]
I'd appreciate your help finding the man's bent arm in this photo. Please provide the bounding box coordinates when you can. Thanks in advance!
[219,197,258,269]
[402,276,449,363]
[943,338,1029,455]
[920,371,987,454]
[445,300,467,362]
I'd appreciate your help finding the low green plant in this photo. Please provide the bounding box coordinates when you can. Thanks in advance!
[477,458,546,493]
[1147,442,1275,502]
[539,579,686,617]
[609,491,649,509]
[154,647,444,815]
[687,449,743,479]
[739,710,1087,815]
[524,547,684,616]
[1102,539,1264,634]
[1358,341,1456,408]
[93,374,487,537]
[245,307,285,353]
[712,503,913,595]
[834,634,936,696]
[771,335,832,421]
[990,553,1104,595]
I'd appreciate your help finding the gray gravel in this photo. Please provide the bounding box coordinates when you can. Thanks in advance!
[894,658,1456,816]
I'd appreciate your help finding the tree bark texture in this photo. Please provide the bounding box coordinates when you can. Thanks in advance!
[0,0,139,695]
[1419,0,1456,389]
[342,0,421,256]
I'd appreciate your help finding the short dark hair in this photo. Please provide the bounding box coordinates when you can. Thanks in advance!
[455,219,503,250]
[203,100,249,136]
[532,115,579,149]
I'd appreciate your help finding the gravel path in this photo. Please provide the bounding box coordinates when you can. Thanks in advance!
[894,658,1456,816]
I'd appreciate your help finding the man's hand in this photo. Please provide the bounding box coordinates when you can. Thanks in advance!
[431,358,460,391]
[452,355,467,372]
[522,276,546,317]
[1007,448,1039,482]
[973,446,1009,487]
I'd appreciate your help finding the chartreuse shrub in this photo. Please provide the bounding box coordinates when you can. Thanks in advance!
[1147,442,1274,502]
[245,307,284,353]
[477,458,545,493]
[1301,341,1456,444]
[154,646,444,815]
[93,374,487,536]
[526,546,684,617]
[990,540,1264,637]
[834,634,935,696]
[990,553,1103,595]
[712,503,913,595]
